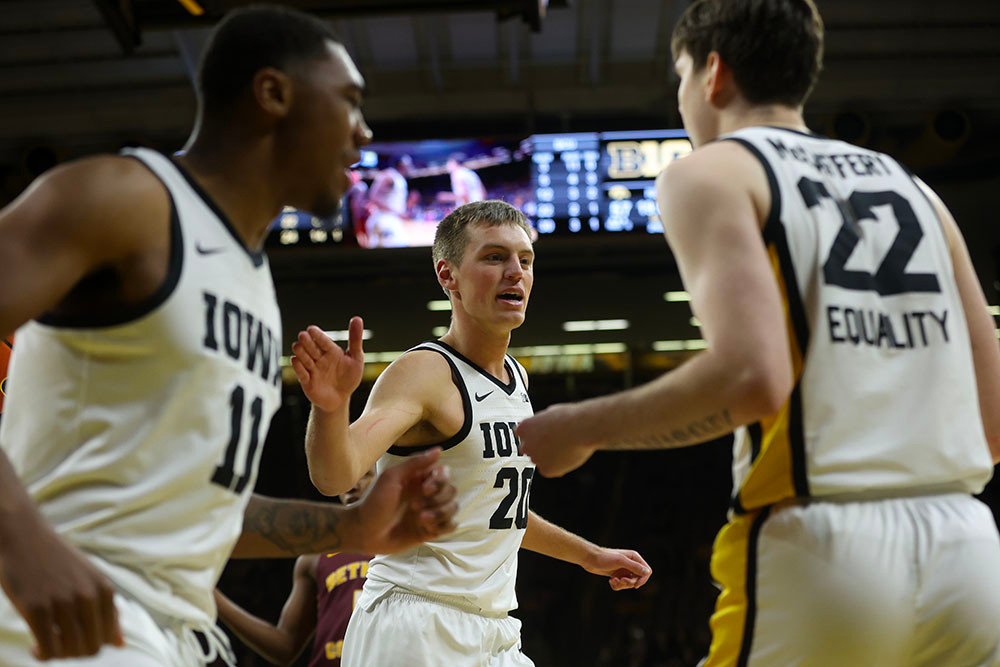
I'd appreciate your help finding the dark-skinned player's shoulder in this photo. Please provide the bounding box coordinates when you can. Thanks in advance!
[8,154,172,261]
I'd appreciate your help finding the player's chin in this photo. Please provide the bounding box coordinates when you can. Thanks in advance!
[501,311,526,329]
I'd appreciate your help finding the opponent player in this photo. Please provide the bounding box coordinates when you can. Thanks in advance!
[517,0,1000,664]
[0,336,10,417]
[0,6,457,665]
[291,200,652,665]
[214,469,375,666]
[438,154,487,207]
[365,155,412,247]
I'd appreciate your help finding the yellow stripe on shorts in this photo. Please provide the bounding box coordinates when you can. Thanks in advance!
[703,507,770,667]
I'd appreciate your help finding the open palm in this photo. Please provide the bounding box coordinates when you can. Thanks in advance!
[291,317,365,413]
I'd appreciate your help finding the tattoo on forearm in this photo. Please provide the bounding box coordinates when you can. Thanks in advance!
[243,497,345,556]
[606,409,733,450]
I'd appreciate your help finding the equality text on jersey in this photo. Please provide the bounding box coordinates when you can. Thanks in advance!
[201,291,282,386]
[827,306,949,350]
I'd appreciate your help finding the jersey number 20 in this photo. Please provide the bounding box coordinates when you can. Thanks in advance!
[490,467,534,530]
[797,176,941,296]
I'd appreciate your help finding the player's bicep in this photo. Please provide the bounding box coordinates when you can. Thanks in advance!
[350,353,443,453]
[0,157,163,338]
[0,172,103,335]
[658,152,789,374]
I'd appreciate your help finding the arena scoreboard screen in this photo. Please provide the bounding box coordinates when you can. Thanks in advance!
[528,129,691,236]
[265,128,690,248]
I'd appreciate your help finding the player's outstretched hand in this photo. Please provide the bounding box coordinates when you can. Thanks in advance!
[0,513,125,659]
[582,547,652,591]
[291,318,365,414]
[355,448,458,554]
[516,403,597,478]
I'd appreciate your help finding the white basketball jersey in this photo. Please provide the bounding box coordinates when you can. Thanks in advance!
[0,148,283,627]
[364,341,535,615]
[722,127,992,512]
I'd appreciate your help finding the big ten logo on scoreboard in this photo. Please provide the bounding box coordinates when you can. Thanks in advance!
[601,131,692,233]
[528,129,690,236]
[606,138,692,179]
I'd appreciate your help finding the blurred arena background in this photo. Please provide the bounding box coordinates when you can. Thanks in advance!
[2,1,999,664]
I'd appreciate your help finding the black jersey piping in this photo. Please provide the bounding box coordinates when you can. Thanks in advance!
[723,136,812,500]
[432,339,518,396]
[760,125,826,140]
[37,158,184,329]
[747,422,763,464]
[386,344,473,455]
[2,338,11,350]
[508,354,528,391]
[169,157,266,268]
[736,507,771,667]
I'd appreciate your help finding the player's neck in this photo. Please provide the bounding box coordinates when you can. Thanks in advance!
[717,103,807,137]
[438,326,511,381]
[176,137,282,252]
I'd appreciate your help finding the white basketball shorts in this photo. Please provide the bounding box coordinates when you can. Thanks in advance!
[342,587,534,667]
[701,492,1000,666]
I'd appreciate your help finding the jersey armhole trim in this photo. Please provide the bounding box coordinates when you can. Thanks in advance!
[36,162,184,329]
[720,137,782,240]
[387,346,473,455]
[508,354,528,391]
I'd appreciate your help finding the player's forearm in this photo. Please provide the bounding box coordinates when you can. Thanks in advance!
[304,404,361,496]
[214,590,302,666]
[520,510,598,567]
[0,453,45,540]
[582,347,788,450]
[231,494,364,559]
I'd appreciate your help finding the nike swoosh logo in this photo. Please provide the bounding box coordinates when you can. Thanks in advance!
[475,391,494,402]
[196,242,225,255]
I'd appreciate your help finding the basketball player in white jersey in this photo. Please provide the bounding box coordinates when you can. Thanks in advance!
[0,6,458,665]
[365,155,412,248]
[517,0,1000,664]
[290,200,652,666]
[439,154,487,207]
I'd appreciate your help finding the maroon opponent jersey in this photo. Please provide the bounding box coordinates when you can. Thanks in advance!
[309,552,370,666]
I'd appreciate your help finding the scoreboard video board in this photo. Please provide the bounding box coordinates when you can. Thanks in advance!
[529,129,691,236]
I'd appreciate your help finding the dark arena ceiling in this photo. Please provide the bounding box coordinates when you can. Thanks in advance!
[2,0,998,171]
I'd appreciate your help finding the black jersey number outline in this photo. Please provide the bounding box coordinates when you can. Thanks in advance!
[490,467,534,530]
[797,176,940,295]
[212,384,265,493]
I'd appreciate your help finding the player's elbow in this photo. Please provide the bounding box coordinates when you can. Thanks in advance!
[731,356,793,421]
[308,466,352,497]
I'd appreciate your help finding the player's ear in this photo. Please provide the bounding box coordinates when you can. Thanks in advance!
[437,259,457,292]
[252,67,293,119]
[705,51,734,105]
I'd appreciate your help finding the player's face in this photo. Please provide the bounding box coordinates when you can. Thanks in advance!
[453,223,534,334]
[284,42,372,218]
[675,50,714,148]
[339,467,376,505]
